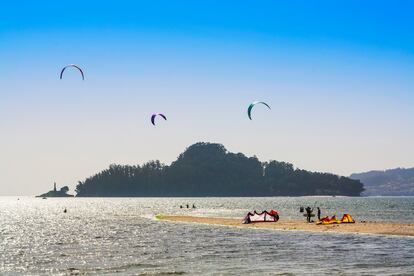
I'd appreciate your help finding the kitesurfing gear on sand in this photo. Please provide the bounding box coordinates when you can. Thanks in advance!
[243,210,279,224]
[316,214,355,225]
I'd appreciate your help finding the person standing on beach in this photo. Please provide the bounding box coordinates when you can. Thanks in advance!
[317,207,321,221]
[305,206,313,223]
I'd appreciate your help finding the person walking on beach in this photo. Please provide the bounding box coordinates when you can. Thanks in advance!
[305,206,313,223]
[317,207,321,221]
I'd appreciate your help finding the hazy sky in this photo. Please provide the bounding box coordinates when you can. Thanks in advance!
[1,1,413,195]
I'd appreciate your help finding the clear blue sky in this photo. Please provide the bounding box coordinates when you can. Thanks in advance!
[1,1,413,195]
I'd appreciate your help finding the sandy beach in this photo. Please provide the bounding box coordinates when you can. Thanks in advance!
[156,215,414,237]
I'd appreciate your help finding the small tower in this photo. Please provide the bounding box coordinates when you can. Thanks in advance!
[53,182,57,192]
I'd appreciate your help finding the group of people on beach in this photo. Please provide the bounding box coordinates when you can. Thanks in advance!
[300,206,321,223]
[180,203,196,209]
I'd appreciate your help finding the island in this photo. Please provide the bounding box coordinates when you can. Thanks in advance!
[75,142,364,197]
[37,182,74,197]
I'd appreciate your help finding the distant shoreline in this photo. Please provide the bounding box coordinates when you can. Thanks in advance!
[35,195,414,198]
[156,215,414,237]
[27,195,414,198]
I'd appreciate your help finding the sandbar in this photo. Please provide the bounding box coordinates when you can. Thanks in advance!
[156,215,414,237]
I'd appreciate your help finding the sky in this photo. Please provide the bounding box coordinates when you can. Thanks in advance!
[1,1,413,195]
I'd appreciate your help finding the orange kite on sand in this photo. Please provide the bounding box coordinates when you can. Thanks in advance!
[316,214,355,225]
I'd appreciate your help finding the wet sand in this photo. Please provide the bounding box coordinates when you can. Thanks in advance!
[156,215,414,237]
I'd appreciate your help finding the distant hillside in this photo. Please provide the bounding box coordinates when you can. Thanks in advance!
[350,168,414,196]
[75,142,364,197]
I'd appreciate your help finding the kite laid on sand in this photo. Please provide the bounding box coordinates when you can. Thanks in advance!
[243,210,279,224]
[151,113,167,126]
[60,64,85,80]
[247,101,271,120]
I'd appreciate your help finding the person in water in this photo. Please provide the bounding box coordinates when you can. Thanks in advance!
[180,205,183,209]
[317,207,321,221]
[63,208,67,213]
[305,206,313,223]
[186,204,189,208]
[192,204,196,209]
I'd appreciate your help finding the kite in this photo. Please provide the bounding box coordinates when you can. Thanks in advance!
[151,113,167,126]
[60,64,85,80]
[247,101,271,120]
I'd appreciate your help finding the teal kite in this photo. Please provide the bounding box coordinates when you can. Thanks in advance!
[247,101,271,120]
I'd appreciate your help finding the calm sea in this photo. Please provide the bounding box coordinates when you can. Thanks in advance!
[1,196,413,275]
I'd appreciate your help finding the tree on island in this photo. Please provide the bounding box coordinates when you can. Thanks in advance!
[75,142,364,197]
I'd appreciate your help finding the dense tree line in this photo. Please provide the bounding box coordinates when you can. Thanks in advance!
[75,142,364,197]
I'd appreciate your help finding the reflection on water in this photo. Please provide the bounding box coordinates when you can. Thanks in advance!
[0,196,413,275]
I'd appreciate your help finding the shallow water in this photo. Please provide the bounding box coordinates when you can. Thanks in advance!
[1,196,413,275]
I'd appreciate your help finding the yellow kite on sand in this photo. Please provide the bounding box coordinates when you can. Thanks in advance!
[316,214,355,225]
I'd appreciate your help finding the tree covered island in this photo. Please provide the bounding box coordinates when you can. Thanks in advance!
[75,142,364,197]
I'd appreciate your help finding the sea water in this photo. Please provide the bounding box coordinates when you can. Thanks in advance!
[1,196,413,275]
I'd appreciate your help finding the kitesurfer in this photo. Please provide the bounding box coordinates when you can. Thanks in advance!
[305,206,313,223]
